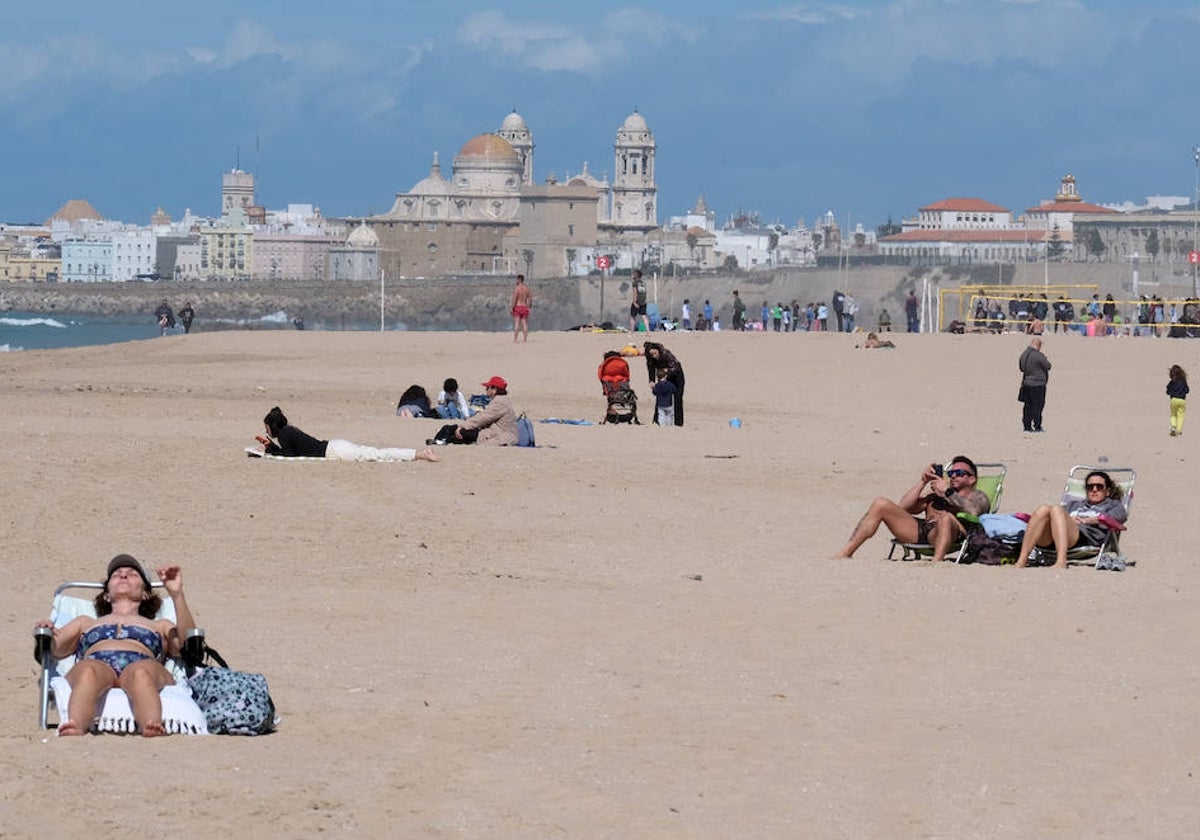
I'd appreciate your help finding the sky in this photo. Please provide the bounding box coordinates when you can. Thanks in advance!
[4,0,1200,233]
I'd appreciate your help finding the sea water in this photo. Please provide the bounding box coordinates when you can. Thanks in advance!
[0,312,157,351]
[0,309,396,351]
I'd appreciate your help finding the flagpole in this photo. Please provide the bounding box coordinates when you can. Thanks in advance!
[380,268,385,332]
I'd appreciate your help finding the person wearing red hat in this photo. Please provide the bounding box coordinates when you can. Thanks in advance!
[429,376,518,445]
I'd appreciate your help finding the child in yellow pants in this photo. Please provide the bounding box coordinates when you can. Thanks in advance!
[1168,364,1189,436]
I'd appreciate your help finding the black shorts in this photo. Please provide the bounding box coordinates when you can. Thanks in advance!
[632,303,647,316]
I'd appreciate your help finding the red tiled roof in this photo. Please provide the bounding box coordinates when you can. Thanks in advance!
[881,229,1049,243]
[46,198,103,225]
[1025,201,1116,215]
[919,198,1010,213]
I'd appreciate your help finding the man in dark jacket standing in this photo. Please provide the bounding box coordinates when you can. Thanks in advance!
[1018,337,1051,432]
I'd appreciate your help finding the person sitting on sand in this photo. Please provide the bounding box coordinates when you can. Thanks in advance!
[860,332,895,349]
[33,555,194,737]
[1013,470,1127,569]
[256,407,440,462]
[837,456,990,562]
[435,378,471,420]
[429,376,518,445]
[396,384,435,418]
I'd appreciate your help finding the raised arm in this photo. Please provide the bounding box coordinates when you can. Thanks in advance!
[897,464,937,512]
[157,565,195,658]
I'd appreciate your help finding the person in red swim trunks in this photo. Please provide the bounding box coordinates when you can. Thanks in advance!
[511,274,532,342]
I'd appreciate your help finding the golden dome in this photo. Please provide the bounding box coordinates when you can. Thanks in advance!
[457,134,518,161]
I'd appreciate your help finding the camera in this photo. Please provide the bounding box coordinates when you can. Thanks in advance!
[932,463,944,477]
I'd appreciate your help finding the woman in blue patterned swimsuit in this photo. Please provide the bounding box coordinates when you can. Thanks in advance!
[33,554,196,737]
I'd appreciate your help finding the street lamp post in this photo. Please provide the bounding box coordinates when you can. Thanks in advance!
[1193,144,1199,297]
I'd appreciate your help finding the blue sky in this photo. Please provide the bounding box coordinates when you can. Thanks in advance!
[4,0,1199,232]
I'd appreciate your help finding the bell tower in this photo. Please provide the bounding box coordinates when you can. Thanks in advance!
[611,109,657,230]
[497,110,535,186]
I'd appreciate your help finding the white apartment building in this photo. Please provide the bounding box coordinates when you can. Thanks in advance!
[111,228,157,280]
[60,237,113,282]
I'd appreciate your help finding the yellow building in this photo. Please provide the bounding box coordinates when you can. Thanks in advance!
[0,241,62,282]
[198,227,253,281]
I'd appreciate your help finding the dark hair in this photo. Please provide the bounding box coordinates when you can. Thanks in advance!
[1170,365,1187,384]
[1086,470,1123,500]
[397,385,428,406]
[444,378,459,392]
[264,406,288,437]
[94,584,161,619]
[948,455,978,477]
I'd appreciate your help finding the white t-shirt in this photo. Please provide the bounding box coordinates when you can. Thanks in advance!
[437,390,471,417]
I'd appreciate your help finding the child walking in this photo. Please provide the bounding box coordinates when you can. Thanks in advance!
[1168,364,1189,436]
[652,368,676,426]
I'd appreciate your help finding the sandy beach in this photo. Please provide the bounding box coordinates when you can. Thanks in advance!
[1,326,1196,839]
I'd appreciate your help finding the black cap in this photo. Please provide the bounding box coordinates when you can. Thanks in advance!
[106,554,152,588]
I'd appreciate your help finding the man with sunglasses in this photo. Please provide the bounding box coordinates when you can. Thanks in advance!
[837,456,990,562]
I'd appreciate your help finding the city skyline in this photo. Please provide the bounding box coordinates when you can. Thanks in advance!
[3,1,1200,230]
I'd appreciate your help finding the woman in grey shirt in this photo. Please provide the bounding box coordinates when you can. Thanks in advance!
[1014,470,1127,568]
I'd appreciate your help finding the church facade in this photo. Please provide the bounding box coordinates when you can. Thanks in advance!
[365,110,658,279]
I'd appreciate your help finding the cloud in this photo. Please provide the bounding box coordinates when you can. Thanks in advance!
[456,8,700,74]
[745,4,872,24]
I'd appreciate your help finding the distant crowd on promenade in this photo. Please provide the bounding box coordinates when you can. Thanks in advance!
[957,291,1200,338]
[664,288,923,335]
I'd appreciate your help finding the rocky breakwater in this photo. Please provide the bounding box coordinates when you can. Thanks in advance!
[0,276,592,331]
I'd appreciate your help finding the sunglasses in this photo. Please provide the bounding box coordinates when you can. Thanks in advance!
[1086,482,1108,491]
[946,468,973,478]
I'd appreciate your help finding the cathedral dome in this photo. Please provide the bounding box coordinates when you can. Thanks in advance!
[620,111,649,132]
[346,221,379,248]
[500,111,528,132]
[409,152,452,195]
[457,134,519,162]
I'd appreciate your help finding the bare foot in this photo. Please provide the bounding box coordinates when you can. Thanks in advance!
[140,720,166,737]
[416,448,441,463]
[57,719,83,736]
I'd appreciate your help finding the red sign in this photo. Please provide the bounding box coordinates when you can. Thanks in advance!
[596,255,611,269]
[1189,251,1200,265]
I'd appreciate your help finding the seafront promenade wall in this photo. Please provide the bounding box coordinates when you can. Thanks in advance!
[0,261,1178,331]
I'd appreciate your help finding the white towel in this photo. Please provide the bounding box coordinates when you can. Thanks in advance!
[50,677,208,735]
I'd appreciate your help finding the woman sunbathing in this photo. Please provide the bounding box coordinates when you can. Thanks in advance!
[1013,470,1127,568]
[255,407,440,462]
[33,555,194,736]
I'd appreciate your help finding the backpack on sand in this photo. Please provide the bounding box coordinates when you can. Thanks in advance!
[516,412,536,447]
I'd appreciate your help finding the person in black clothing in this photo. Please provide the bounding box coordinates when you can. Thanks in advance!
[154,301,175,336]
[1052,296,1074,333]
[643,341,684,427]
[395,385,435,418]
[255,407,439,462]
[178,302,195,334]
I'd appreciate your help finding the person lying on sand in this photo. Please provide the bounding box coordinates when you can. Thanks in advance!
[255,406,440,462]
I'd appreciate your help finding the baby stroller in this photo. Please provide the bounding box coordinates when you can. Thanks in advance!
[598,351,641,425]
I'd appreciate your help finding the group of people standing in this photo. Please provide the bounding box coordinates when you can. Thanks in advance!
[153,300,195,335]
